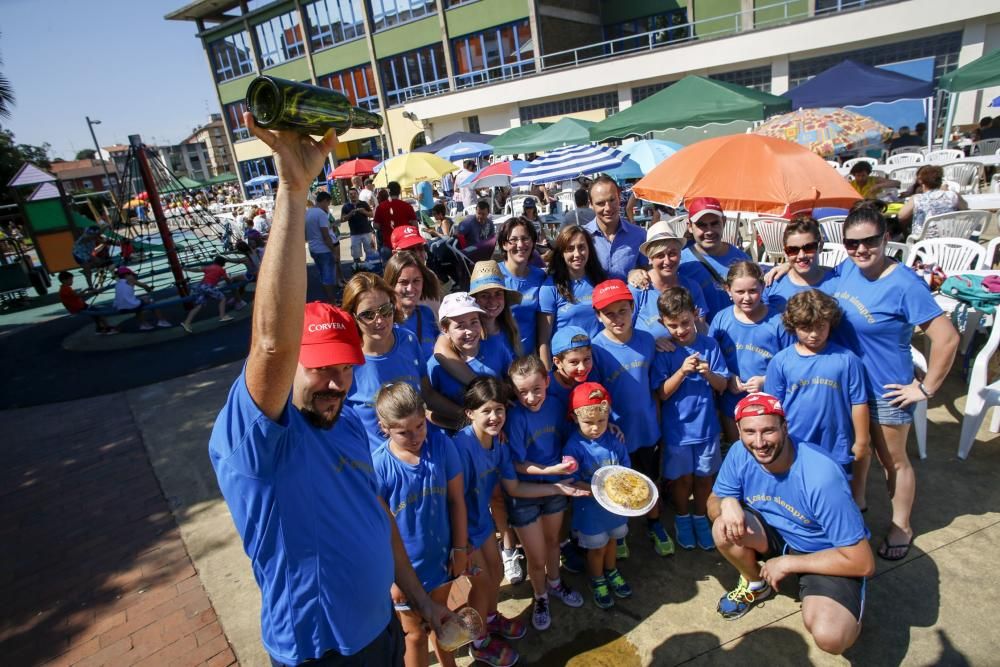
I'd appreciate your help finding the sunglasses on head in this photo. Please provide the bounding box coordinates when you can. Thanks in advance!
[356,302,394,323]
[783,241,819,256]
[843,234,883,252]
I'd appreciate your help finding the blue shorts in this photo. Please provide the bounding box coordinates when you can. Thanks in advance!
[576,523,628,550]
[504,492,568,528]
[311,251,337,286]
[868,395,915,426]
[663,437,722,480]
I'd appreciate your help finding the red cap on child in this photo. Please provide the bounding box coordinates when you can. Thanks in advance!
[591,279,633,311]
[569,382,612,413]
[733,392,785,421]
[299,302,365,368]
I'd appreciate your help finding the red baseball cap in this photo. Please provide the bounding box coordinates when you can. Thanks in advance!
[391,225,426,250]
[686,197,725,224]
[733,393,785,421]
[570,382,612,413]
[591,279,633,311]
[299,302,365,368]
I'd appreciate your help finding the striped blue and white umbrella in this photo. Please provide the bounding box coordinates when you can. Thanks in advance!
[510,144,626,187]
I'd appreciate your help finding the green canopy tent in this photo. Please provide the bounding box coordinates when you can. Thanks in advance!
[160,176,204,193]
[491,118,595,154]
[939,50,1000,148]
[488,123,552,155]
[589,75,791,142]
[203,172,238,185]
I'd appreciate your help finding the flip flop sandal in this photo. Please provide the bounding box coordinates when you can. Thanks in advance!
[877,537,912,561]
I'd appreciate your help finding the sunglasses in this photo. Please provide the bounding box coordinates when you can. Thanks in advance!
[783,241,819,256]
[356,302,394,324]
[843,234,883,252]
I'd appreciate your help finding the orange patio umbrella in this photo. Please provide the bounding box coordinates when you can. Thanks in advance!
[632,134,861,216]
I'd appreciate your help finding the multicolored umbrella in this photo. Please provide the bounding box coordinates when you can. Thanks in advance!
[754,107,892,157]
[460,160,529,188]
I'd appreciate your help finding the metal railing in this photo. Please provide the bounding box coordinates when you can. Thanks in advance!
[385,77,451,105]
[454,60,537,91]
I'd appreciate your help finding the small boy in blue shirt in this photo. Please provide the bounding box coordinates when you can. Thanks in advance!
[764,289,870,508]
[590,279,672,558]
[563,382,632,609]
[652,286,730,551]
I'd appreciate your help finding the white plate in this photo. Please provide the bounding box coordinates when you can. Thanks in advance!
[591,465,659,517]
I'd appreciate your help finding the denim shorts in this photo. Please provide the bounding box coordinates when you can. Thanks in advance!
[662,437,722,480]
[311,251,337,286]
[504,492,568,528]
[576,523,629,550]
[869,395,915,426]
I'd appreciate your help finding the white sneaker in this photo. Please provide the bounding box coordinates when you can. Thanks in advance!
[547,581,584,608]
[502,549,525,585]
[156,320,172,328]
[139,323,154,331]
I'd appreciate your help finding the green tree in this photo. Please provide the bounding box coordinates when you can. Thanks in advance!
[0,33,14,119]
[75,148,96,160]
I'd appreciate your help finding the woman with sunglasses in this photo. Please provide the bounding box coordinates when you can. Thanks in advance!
[343,273,463,448]
[763,216,840,312]
[537,225,608,369]
[834,203,958,561]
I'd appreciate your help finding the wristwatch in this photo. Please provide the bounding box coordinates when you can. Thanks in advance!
[918,382,933,399]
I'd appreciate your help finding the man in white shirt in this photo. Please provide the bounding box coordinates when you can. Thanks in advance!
[455,160,477,213]
[305,192,341,302]
[359,178,375,207]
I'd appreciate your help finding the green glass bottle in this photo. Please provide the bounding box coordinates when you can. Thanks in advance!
[246,76,384,136]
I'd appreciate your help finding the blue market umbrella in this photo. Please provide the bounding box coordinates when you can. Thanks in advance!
[510,144,626,187]
[436,142,494,161]
[245,174,279,186]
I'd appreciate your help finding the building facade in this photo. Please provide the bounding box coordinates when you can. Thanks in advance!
[166,0,1000,191]
[184,114,236,177]
[49,159,119,195]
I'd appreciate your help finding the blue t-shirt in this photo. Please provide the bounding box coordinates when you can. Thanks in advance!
[346,325,428,451]
[709,305,793,415]
[713,441,869,553]
[208,371,393,663]
[680,244,751,321]
[506,399,570,483]
[538,275,602,340]
[499,262,546,352]
[631,278,709,340]
[763,271,840,312]
[564,430,630,536]
[452,426,517,548]
[591,330,660,451]
[372,428,461,591]
[583,218,647,280]
[832,260,943,400]
[414,180,434,212]
[651,333,729,450]
[400,305,439,362]
[426,340,513,405]
[764,343,867,466]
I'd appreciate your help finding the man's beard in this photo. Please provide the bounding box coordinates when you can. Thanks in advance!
[298,391,345,430]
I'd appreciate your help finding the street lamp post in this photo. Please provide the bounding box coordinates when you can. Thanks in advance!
[85,116,116,204]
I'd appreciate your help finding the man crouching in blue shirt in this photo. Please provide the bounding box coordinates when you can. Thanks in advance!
[209,113,452,667]
[707,393,874,655]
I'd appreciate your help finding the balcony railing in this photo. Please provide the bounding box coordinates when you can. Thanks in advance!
[385,77,451,105]
[454,59,537,91]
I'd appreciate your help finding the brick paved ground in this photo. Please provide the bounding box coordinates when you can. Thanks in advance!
[0,393,237,667]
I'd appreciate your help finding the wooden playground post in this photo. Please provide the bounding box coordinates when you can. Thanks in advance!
[129,134,191,305]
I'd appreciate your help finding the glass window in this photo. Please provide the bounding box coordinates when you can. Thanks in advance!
[208,31,255,83]
[224,101,251,142]
[518,92,619,123]
[317,64,381,111]
[603,9,691,49]
[378,44,448,106]
[451,21,535,88]
[303,0,365,51]
[240,156,277,189]
[710,66,772,93]
[370,0,436,32]
[254,10,305,67]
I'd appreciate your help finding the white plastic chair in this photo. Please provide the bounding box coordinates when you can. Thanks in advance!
[910,346,929,459]
[981,237,1000,270]
[908,238,986,275]
[972,138,1000,156]
[826,160,840,168]
[504,194,532,217]
[889,165,919,192]
[818,242,847,268]
[723,217,742,247]
[557,190,576,212]
[958,317,1000,459]
[751,217,788,263]
[886,152,924,166]
[818,216,845,244]
[890,146,923,157]
[925,149,964,163]
[941,162,983,194]
[906,210,990,244]
[843,157,879,171]
[886,241,910,264]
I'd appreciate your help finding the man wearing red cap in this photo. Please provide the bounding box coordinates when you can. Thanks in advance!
[679,196,750,321]
[708,393,874,655]
[209,116,449,667]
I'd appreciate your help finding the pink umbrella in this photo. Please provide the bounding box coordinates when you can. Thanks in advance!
[462,160,530,188]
